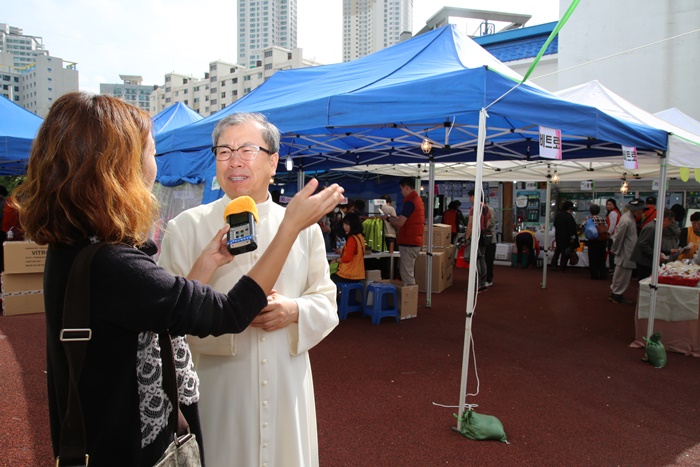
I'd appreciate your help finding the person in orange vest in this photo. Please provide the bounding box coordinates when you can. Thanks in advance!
[677,211,700,261]
[383,177,424,286]
[330,212,366,283]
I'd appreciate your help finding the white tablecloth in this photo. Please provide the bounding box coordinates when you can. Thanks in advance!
[637,277,700,321]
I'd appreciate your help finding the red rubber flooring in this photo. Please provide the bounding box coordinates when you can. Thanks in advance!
[1,265,699,466]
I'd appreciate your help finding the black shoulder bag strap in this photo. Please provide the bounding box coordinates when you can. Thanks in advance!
[158,333,192,439]
[57,242,107,467]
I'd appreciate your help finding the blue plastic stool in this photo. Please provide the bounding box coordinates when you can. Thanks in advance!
[337,282,364,319]
[363,283,399,324]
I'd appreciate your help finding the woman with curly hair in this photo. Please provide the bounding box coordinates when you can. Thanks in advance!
[14,92,342,466]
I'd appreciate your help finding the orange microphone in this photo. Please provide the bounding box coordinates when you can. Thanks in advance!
[223,196,259,254]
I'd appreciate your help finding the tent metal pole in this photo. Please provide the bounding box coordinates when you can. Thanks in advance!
[427,161,436,307]
[457,109,487,432]
[297,170,304,193]
[646,155,668,339]
[542,180,552,289]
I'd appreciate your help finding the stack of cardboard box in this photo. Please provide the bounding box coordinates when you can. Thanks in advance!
[415,224,456,293]
[2,241,47,316]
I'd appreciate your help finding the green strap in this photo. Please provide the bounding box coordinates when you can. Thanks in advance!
[521,0,580,83]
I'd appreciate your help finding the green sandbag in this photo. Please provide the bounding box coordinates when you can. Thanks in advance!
[643,332,667,369]
[454,410,508,443]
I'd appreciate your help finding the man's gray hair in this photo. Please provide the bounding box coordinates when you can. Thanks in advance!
[212,112,281,155]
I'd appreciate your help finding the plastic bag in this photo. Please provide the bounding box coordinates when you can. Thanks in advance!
[454,410,508,443]
[584,218,598,240]
[643,332,667,368]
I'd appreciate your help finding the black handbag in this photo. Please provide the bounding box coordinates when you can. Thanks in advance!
[56,242,201,466]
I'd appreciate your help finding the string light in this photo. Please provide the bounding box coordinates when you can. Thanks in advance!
[285,155,293,171]
[421,138,432,154]
[552,169,560,184]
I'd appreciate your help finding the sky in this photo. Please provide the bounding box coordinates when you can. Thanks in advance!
[5,0,559,94]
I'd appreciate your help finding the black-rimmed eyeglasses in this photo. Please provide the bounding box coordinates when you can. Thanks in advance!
[211,144,270,161]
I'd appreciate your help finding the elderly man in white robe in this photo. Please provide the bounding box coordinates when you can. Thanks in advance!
[158,112,338,467]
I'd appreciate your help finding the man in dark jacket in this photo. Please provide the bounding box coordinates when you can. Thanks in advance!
[550,201,579,272]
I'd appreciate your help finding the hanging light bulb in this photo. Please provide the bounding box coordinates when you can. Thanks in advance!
[285,155,293,171]
[620,178,629,194]
[421,138,432,154]
[552,169,560,184]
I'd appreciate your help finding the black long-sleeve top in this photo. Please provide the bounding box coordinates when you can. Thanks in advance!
[44,242,267,466]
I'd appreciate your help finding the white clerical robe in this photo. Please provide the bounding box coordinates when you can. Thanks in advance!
[158,195,338,467]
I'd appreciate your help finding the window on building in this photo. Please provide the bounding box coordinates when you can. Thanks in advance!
[221,92,226,98]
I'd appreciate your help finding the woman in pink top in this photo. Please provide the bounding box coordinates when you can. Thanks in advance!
[606,198,621,272]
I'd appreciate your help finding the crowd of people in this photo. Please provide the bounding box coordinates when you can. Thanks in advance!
[553,195,691,305]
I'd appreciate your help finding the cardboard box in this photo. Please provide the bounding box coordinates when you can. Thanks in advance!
[380,280,418,319]
[1,272,45,316]
[423,224,452,248]
[366,270,382,281]
[431,244,457,267]
[415,253,454,293]
[3,241,48,274]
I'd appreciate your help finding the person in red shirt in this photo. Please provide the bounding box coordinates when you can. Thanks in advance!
[640,195,657,229]
[442,200,465,243]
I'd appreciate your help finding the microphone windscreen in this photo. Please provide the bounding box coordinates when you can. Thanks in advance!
[224,196,258,223]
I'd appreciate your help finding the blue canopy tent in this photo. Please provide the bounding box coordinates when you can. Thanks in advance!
[156,24,667,204]
[0,95,43,175]
[153,101,203,135]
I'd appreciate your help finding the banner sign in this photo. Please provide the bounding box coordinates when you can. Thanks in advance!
[539,126,562,160]
[622,146,638,169]
[580,180,593,191]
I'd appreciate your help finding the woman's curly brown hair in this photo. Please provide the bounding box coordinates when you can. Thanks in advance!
[14,92,158,247]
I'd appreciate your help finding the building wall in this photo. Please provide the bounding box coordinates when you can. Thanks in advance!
[19,55,78,117]
[557,0,700,120]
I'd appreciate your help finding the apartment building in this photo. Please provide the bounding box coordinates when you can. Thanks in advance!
[100,75,154,113]
[342,0,412,62]
[150,46,319,117]
[0,23,78,117]
[237,0,298,69]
